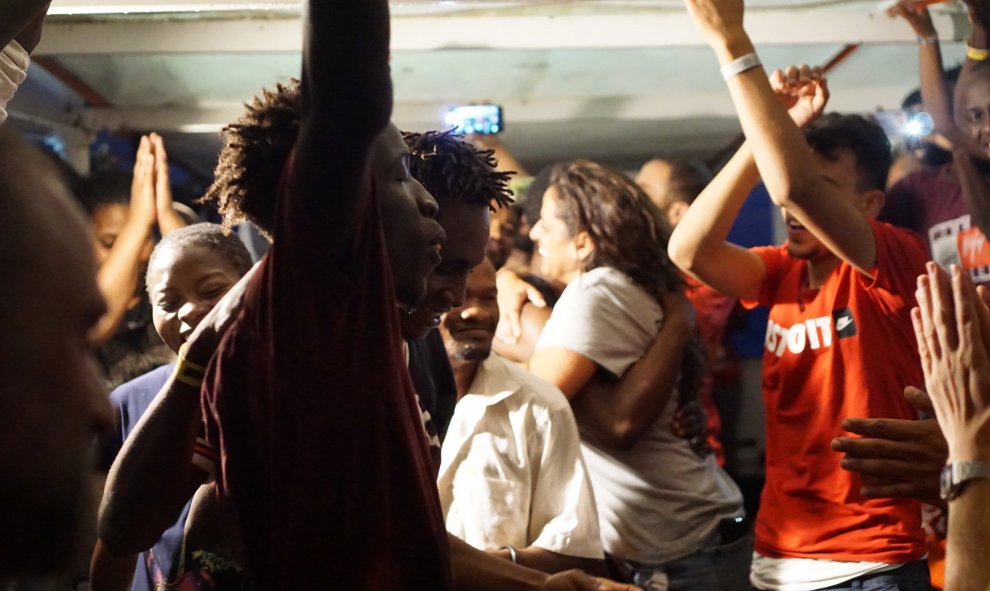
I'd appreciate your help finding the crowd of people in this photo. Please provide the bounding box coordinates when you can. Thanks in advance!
[3,0,990,590]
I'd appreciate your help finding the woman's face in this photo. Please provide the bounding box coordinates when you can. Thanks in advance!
[147,244,244,353]
[529,186,582,284]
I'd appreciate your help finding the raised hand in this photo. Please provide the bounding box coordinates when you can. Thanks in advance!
[130,135,157,227]
[769,65,830,128]
[149,132,187,235]
[887,0,937,38]
[914,263,990,465]
[682,0,745,51]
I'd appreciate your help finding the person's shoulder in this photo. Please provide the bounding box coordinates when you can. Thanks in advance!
[871,219,927,256]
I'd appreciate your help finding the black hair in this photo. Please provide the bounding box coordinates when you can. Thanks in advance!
[146,222,253,290]
[77,171,132,216]
[653,157,713,206]
[804,113,892,192]
[402,130,514,211]
[202,80,302,239]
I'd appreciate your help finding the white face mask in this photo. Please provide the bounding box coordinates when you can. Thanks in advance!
[0,40,30,125]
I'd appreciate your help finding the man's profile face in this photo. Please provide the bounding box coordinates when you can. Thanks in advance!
[0,143,112,576]
[402,201,490,340]
[371,123,446,309]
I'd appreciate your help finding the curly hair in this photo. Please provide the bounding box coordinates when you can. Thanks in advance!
[548,160,706,410]
[402,130,513,211]
[202,79,302,239]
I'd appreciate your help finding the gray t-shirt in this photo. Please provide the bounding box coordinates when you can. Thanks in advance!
[536,266,744,564]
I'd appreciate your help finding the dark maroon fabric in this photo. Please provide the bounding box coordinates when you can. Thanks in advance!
[201,158,453,590]
[881,164,990,286]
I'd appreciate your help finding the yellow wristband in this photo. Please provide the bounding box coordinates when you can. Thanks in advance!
[967,43,989,61]
[177,343,207,373]
[174,343,206,388]
[174,370,204,388]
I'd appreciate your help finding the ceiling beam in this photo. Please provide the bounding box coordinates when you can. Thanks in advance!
[87,81,908,134]
[37,10,967,56]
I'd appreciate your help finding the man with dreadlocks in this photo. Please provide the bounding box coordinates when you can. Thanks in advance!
[95,5,636,587]
[100,0,453,588]
[401,129,513,446]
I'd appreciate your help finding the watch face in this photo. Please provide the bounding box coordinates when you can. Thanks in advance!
[940,461,990,501]
[940,465,953,501]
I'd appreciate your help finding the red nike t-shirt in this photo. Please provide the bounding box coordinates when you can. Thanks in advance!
[744,219,927,563]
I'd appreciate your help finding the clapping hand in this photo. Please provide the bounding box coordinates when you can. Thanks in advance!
[914,263,990,465]
[770,65,830,128]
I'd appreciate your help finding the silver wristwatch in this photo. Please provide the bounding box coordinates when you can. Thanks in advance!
[940,461,990,502]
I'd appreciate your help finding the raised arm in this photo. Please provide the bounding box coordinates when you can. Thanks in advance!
[668,63,829,300]
[0,0,49,51]
[290,0,393,255]
[914,263,990,591]
[667,141,764,301]
[683,0,879,276]
[89,136,158,345]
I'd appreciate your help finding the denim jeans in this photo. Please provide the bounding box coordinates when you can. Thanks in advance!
[815,560,932,591]
[628,530,754,591]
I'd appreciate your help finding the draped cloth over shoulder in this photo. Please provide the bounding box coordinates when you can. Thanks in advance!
[201,156,453,590]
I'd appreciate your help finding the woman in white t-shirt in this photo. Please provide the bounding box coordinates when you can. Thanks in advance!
[528,160,749,591]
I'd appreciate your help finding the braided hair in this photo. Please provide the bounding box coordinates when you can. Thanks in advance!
[402,129,513,211]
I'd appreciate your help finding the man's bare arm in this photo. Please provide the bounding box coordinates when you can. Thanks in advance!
[683,0,878,276]
[0,0,49,50]
[291,0,393,256]
[451,535,636,591]
[489,547,599,576]
[570,292,693,450]
[97,265,257,554]
[667,142,765,301]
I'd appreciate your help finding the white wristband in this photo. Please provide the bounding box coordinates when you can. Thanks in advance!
[720,53,762,81]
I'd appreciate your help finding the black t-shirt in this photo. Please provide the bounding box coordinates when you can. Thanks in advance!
[408,329,457,442]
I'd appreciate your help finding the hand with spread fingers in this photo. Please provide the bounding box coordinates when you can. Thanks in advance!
[832,386,947,506]
[913,263,990,465]
[769,65,830,128]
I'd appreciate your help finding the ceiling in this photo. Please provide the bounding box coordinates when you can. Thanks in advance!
[7,0,974,178]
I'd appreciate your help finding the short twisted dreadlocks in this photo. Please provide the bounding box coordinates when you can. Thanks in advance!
[202,79,302,239]
[402,130,513,211]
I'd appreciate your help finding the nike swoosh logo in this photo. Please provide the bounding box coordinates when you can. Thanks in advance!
[836,317,853,332]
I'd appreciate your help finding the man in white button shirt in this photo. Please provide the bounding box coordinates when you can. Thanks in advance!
[437,258,605,575]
